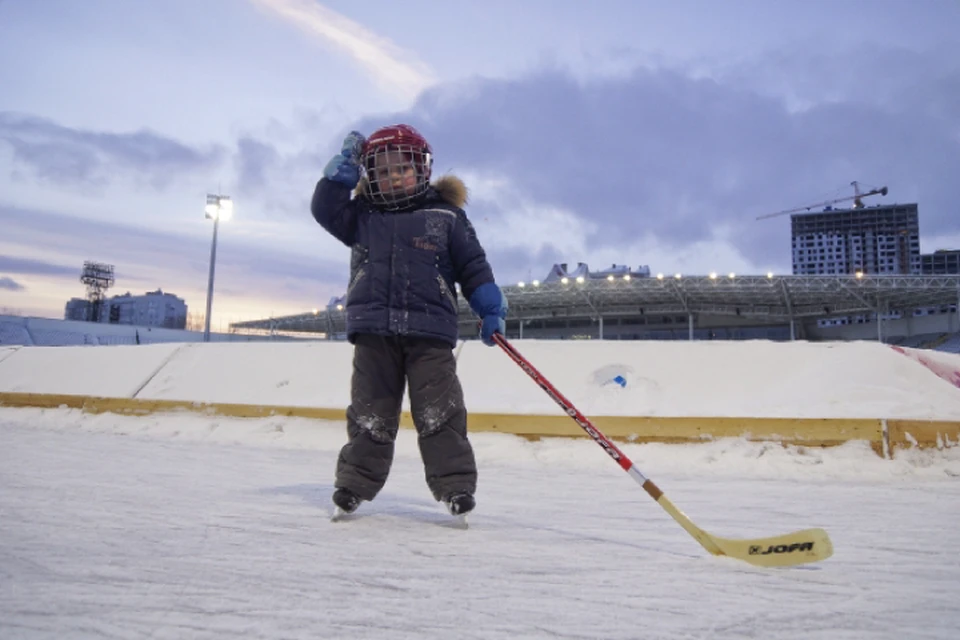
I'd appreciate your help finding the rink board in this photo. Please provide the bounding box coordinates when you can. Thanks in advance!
[2,391,957,458]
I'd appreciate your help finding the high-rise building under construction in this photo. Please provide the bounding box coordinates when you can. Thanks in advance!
[791,203,920,275]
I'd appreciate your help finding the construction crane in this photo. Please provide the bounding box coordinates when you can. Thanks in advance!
[757,181,888,221]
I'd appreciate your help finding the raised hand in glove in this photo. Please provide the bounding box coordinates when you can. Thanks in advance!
[323,130,366,188]
[469,282,508,346]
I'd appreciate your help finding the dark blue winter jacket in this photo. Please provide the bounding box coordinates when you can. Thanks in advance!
[311,175,495,346]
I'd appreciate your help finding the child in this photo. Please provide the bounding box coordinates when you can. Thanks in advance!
[311,124,508,517]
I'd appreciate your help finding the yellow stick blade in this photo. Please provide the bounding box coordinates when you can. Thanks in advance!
[709,528,834,568]
[655,494,833,567]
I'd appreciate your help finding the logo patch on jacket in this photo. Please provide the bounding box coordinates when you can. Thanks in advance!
[413,236,438,251]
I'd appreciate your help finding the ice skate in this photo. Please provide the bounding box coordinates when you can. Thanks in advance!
[443,492,475,528]
[330,487,362,521]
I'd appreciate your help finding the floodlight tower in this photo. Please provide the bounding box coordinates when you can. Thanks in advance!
[80,261,115,322]
[203,193,233,342]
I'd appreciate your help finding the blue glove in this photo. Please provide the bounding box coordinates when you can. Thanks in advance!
[469,282,508,346]
[323,131,366,187]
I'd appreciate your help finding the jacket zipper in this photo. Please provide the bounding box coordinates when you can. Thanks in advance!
[347,267,366,299]
[437,275,457,310]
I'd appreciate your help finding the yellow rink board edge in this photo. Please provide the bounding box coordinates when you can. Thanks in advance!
[1,391,957,458]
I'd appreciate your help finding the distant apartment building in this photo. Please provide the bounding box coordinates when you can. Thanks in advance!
[791,203,920,275]
[920,249,960,275]
[64,289,187,329]
[64,298,92,322]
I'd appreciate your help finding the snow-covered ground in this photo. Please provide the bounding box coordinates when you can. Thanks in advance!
[2,407,959,639]
[3,339,960,421]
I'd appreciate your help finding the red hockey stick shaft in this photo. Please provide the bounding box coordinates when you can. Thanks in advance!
[492,333,660,496]
[491,332,834,566]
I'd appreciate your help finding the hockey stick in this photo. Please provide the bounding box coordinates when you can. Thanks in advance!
[492,333,833,568]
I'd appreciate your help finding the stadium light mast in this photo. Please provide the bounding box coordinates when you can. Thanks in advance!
[80,261,115,323]
[203,194,233,342]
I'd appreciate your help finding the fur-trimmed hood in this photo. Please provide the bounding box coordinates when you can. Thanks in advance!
[432,175,468,208]
[353,174,468,209]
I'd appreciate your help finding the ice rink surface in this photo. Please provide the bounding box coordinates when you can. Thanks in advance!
[2,408,959,639]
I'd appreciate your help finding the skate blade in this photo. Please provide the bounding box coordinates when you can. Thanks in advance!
[331,506,352,522]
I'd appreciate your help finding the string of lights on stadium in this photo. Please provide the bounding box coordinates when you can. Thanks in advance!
[230,268,960,342]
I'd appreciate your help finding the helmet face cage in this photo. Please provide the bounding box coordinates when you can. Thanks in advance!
[361,125,433,210]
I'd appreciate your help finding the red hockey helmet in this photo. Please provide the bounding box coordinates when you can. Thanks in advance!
[360,124,433,210]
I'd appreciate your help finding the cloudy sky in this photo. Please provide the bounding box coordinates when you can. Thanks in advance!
[2,0,959,326]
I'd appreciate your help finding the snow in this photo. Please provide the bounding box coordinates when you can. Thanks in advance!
[0,343,185,398]
[2,340,960,638]
[2,340,960,420]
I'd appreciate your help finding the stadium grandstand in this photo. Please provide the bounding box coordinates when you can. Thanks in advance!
[229,264,960,352]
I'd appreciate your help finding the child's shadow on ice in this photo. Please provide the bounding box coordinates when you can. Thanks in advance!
[261,483,458,527]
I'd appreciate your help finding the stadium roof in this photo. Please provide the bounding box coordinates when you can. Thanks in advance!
[230,274,960,335]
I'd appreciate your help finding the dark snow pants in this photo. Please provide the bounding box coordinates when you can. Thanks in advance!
[335,334,477,502]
